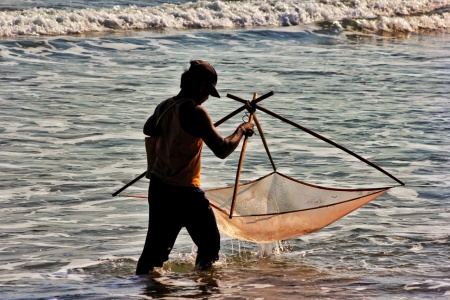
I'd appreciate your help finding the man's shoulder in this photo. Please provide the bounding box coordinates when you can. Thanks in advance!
[179,102,213,136]
[180,101,209,119]
[155,98,171,114]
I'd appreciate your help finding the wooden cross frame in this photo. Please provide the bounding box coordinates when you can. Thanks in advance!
[225,90,404,218]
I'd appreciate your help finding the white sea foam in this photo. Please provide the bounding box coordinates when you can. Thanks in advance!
[0,0,448,37]
[388,187,419,201]
[243,283,274,289]
[0,272,44,282]
[404,280,450,291]
[410,243,423,251]
[0,220,39,229]
[41,259,101,281]
[0,261,25,271]
[51,259,102,276]
[14,233,72,239]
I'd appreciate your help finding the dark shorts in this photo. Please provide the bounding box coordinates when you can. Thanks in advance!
[136,175,220,274]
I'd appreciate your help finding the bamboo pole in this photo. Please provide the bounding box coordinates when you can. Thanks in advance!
[229,93,257,218]
[112,171,147,197]
[253,114,276,171]
[227,90,274,105]
[256,104,405,186]
[213,104,247,127]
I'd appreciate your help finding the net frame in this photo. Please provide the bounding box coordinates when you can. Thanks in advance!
[224,91,403,219]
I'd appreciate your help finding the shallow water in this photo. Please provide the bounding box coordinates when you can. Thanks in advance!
[1,1,450,299]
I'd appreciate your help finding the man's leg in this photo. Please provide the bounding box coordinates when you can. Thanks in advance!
[136,179,182,275]
[185,189,220,270]
[136,221,181,274]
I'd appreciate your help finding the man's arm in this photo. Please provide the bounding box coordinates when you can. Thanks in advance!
[180,104,254,159]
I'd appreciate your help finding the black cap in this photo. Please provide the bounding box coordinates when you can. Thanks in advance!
[189,60,220,98]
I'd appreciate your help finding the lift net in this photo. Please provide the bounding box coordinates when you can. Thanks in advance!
[119,91,402,244]
[206,172,390,243]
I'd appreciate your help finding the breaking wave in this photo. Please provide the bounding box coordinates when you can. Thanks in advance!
[0,0,449,37]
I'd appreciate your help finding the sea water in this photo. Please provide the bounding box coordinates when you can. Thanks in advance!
[1,0,449,299]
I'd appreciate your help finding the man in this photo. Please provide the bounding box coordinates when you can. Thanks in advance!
[136,60,254,275]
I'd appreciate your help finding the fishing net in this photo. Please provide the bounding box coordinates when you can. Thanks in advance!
[206,172,389,243]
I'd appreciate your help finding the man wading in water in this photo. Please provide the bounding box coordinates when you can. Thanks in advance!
[136,60,254,274]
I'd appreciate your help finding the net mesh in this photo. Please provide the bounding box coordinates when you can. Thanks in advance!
[206,172,390,243]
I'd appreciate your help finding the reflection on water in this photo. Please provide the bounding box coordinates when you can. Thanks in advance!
[141,269,220,299]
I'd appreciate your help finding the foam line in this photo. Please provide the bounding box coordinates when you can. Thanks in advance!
[0,0,448,37]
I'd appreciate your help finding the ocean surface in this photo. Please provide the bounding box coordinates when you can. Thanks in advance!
[1,0,449,299]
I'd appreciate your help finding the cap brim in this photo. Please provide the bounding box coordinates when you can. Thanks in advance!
[210,84,220,98]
